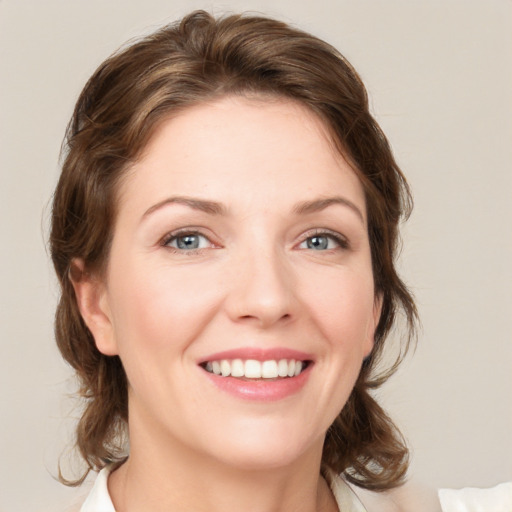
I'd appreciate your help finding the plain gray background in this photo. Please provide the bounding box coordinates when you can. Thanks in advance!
[1,1,511,510]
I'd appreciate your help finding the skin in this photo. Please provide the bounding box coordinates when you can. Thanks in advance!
[73,96,382,512]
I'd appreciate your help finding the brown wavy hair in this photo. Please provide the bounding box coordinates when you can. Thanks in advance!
[50,10,417,490]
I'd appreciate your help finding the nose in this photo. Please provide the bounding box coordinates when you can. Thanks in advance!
[224,245,298,328]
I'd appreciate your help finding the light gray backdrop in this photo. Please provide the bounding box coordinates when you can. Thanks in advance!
[1,1,511,510]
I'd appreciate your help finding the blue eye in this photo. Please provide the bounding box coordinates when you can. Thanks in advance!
[299,232,346,251]
[164,232,211,251]
[307,235,330,250]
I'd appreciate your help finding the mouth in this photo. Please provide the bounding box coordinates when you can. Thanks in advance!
[200,358,312,379]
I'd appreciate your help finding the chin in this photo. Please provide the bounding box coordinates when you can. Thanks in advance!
[200,418,323,472]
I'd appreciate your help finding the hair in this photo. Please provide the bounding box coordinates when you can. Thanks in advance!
[50,10,417,490]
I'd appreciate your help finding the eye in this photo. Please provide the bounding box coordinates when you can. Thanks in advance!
[163,231,213,251]
[298,231,348,251]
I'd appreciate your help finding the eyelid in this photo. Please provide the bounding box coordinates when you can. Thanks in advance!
[296,228,350,250]
[160,227,219,252]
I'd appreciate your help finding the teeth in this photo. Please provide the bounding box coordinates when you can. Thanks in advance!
[220,360,231,377]
[212,361,221,375]
[203,358,306,379]
[244,359,262,378]
[231,359,244,377]
[262,360,278,378]
[277,359,289,377]
[287,360,295,377]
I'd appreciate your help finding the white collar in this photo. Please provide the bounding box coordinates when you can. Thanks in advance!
[80,466,115,512]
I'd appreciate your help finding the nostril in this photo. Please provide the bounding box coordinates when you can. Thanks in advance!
[239,312,292,324]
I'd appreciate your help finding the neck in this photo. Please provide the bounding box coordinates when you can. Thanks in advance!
[108,419,337,512]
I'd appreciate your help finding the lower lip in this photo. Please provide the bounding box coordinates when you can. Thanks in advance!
[201,364,312,401]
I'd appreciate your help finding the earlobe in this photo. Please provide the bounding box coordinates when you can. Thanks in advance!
[69,258,119,356]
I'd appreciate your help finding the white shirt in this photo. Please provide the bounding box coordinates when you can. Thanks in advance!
[439,482,512,512]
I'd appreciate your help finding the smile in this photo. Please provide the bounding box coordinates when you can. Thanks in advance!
[202,359,309,379]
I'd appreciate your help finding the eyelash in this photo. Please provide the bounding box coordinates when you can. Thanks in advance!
[160,228,349,254]
[298,229,349,252]
[161,229,215,255]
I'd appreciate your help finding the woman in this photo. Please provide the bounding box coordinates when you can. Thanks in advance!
[50,10,439,512]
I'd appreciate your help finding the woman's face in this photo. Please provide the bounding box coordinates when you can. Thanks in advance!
[89,96,380,471]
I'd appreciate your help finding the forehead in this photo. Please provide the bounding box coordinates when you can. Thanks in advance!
[117,95,365,218]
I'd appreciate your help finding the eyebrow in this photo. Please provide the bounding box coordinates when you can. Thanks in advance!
[292,197,365,223]
[142,195,364,223]
[142,196,227,218]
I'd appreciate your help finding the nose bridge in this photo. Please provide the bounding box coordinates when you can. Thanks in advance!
[226,229,296,326]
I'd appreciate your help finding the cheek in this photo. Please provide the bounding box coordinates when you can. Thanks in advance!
[108,261,223,357]
[303,268,376,347]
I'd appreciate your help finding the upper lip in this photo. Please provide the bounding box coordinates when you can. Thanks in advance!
[198,347,314,364]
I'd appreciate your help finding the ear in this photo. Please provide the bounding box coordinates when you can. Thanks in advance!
[69,258,119,356]
[364,293,383,358]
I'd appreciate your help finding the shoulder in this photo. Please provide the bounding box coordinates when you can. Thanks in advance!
[351,479,443,512]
